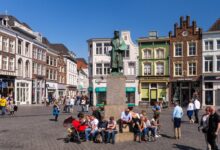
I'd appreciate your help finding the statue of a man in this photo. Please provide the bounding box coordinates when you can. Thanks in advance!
[110,31,127,73]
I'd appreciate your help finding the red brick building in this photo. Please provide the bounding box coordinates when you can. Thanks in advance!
[169,16,202,106]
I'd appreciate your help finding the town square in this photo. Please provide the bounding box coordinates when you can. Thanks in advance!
[0,0,220,150]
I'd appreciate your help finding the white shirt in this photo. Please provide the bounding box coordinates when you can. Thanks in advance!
[187,102,194,111]
[90,118,99,130]
[194,99,201,110]
[201,114,209,128]
[70,98,75,105]
[145,120,151,128]
[121,112,132,121]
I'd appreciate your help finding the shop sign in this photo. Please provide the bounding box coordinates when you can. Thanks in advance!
[141,76,168,80]
[204,76,220,81]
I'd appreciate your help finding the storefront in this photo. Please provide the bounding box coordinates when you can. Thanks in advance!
[46,82,57,101]
[66,85,77,97]
[203,76,220,107]
[170,80,201,107]
[125,87,136,103]
[32,79,45,104]
[95,87,106,105]
[58,84,66,97]
[141,82,168,105]
[15,79,32,105]
[0,75,15,98]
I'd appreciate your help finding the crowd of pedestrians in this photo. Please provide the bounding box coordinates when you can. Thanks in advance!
[0,95,17,116]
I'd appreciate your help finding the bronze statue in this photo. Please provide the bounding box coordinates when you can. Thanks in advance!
[110,31,127,73]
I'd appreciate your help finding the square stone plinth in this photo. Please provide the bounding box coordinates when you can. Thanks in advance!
[106,75,126,105]
[104,105,126,120]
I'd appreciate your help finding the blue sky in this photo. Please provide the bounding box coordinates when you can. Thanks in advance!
[0,0,219,59]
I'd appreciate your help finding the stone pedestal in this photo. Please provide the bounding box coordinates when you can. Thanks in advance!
[104,75,126,120]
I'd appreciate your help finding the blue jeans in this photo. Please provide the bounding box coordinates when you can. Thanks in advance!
[1,106,6,115]
[85,128,98,141]
[107,131,115,143]
[142,128,149,138]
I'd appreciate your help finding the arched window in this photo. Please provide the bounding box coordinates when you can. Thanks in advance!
[18,58,23,77]
[156,48,164,58]
[25,60,30,78]
[143,49,152,59]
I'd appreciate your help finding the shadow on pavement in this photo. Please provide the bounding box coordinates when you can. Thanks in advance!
[160,133,174,139]
[173,144,202,150]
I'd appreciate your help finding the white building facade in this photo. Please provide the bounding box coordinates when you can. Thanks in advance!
[88,31,139,106]
[65,56,78,97]
[202,29,220,107]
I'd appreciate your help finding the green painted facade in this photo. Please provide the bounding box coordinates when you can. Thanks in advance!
[138,35,169,104]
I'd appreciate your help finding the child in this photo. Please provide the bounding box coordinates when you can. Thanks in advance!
[53,104,60,121]
[9,101,15,116]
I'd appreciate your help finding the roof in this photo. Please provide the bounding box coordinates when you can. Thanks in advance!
[76,58,88,69]
[138,36,169,42]
[87,38,111,42]
[208,19,220,31]
[49,43,69,55]
[0,14,32,30]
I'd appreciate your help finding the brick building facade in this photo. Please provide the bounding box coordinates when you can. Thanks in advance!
[169,16,202,106]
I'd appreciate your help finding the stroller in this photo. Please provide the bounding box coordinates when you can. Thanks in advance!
[63,116,87,143]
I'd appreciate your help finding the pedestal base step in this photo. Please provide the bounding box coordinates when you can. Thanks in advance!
[115,132,133,143]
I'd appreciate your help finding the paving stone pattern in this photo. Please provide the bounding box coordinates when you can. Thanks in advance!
[0,105,218,150]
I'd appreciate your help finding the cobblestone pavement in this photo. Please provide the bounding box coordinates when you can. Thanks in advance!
[0,105,218,150]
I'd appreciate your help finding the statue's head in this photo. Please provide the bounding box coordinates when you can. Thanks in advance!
[114,30,120,38]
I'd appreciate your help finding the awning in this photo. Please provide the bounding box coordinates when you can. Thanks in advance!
[126,87,136,92]
[88,87,93,92]
[95,87,106,92]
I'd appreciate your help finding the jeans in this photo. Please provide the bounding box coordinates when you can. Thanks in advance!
[107,131,115,143]
[1,106,6,115]
[66,105,70,113]
[85,128,98,141]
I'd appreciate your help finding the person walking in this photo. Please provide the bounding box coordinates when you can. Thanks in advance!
[0,96,7,115]
[207,106,220,150]
[194,98,201,124]
[172,101,183,139]
[198,106,211,150]
[187,99,194,123]
[70,96,75,113]
[52,103,60,121]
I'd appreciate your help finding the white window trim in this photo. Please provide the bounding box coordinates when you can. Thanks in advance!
[155,48,165,59]
[142,48,153,59]
[173,42,183,57]
[173,62,183,77]
[204,40,214,51]
[0,36,2,51]
[204,56,213,73]
[143,62,152,76]
[187,61,197,76]
[155,61,165,75]
[216,56,220,72]
[216,39,220,50]
[187,41,197,56]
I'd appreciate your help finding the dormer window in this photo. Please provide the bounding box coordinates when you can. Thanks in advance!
[3,19,7,26]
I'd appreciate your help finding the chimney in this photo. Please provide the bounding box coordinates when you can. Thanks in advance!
[192,20,197,34]
[180,16,184,28]
[169,31,172,37]
[186,16,190,27]
[174,23,178,36]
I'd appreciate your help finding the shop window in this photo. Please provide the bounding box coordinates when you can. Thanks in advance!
[205,82,213,89]
[97,92,106,104]
[141,83,149,89]
[205,91,213,105]
[151,83,157,88]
